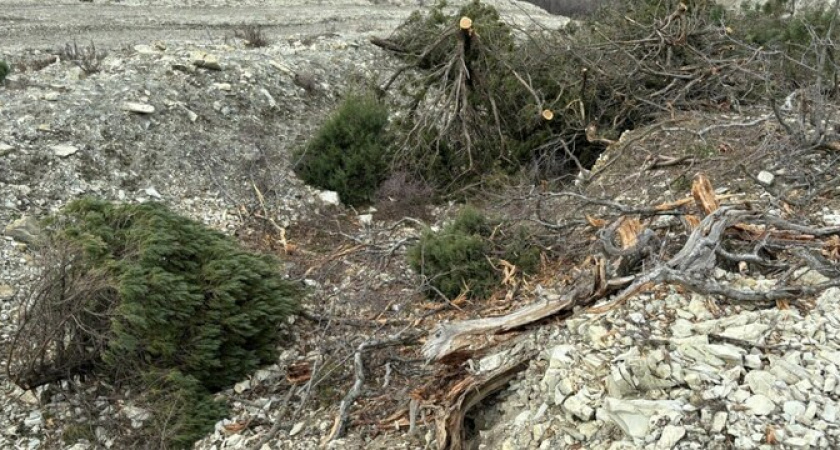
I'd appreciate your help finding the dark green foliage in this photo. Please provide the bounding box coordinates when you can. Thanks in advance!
[0,60,9,83]
[294,94,392,206]
[408,207,495,299]
[140,369,230,449]
[408,207,540,300]
[389,0,514,69]
[388,1,523,189]
[728,2,840,94]
[16,198,300,448]
[55,198,299,390]
[385,0,770,192]
[741,6,838,47]
[502,226,542,276]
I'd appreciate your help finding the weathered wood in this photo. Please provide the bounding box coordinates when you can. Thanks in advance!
[422,269,598,363]
[369,37,406,54]
[323,330,424,444]
[692,173,719,215]
[435,351,536,450]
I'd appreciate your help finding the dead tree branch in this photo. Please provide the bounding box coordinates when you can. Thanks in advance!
[324,329,425,443]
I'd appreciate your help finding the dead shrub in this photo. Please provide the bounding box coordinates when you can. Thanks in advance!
[374,171,434,221]
[235,25,271,48]
[61,40,107,74]
[13,55,59,73]
[6,236,118,390]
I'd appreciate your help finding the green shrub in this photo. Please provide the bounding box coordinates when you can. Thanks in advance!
[10,198,300,448]
[408,207,540,300]
[740,5,838,47]
[139,368,231,448]
[0,60,9,83]
[294,94,392,206]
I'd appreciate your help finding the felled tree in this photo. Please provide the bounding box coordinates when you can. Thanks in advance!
[7,199,300,447]
[374,0,782,189]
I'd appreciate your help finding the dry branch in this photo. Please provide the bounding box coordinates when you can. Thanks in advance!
[423,262,603,363]
[324,330,424,444]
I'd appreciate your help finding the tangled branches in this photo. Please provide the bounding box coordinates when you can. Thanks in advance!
[6,237,118,389]
[61,40,107,74]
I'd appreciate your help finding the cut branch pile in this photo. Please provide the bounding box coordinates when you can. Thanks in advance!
[372,0,784,189]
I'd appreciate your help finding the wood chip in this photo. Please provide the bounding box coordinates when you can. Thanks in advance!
[691,173,719,215]
[617,217,644,249]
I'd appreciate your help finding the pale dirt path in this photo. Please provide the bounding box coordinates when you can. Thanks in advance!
[0,0,564,53]
[0,1,413,52]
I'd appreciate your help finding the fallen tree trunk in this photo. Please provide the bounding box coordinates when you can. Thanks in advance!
[423,261,608,363]
[434,350,536,450]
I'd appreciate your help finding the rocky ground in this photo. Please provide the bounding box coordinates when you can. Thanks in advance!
[2,1,840,450]
[471,276,840,450]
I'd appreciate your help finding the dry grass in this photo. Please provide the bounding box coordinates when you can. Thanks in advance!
[61,40,106,74]
[236,25,271,48]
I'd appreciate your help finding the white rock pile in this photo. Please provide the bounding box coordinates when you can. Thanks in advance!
[474,269,840,449]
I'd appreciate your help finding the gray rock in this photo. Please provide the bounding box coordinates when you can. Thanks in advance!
[821,402,837,422]
[720,323,769,341]
[0,284,16,301]
[52,144,79,157]
[770,359,812,385]
[823,213,840,226]
[133,44,157,54]
[317,190,340,206]
[563,387,596,421]
[596,397,684,440]
[678,343,745,367]
[0,142,14,155]
[816,288,840,312]
[757,171,775,185]
[656,425,686,449]
[122,102,155,114]
[745,370,780,397]
[744,354,762,369]
[687,295,712,320]
[794,267,829,286]
[191,51,222,70]
[5,216,41,245]
[744,394,775,415]
[23,412,42,429]
[233,379,251,393]
[712,411,728,432]
[784,400,807,422]
[289,422,304,436]
[144,186,163,199]
[122,405,150,424]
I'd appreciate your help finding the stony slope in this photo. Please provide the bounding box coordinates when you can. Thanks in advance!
[2,2,840,450]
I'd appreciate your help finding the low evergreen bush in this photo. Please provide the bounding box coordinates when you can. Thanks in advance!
[408,207,540,300]
[0,60,9,83]
[8,199,300,448]
[294,93,392,206]
[139,368,231,448]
